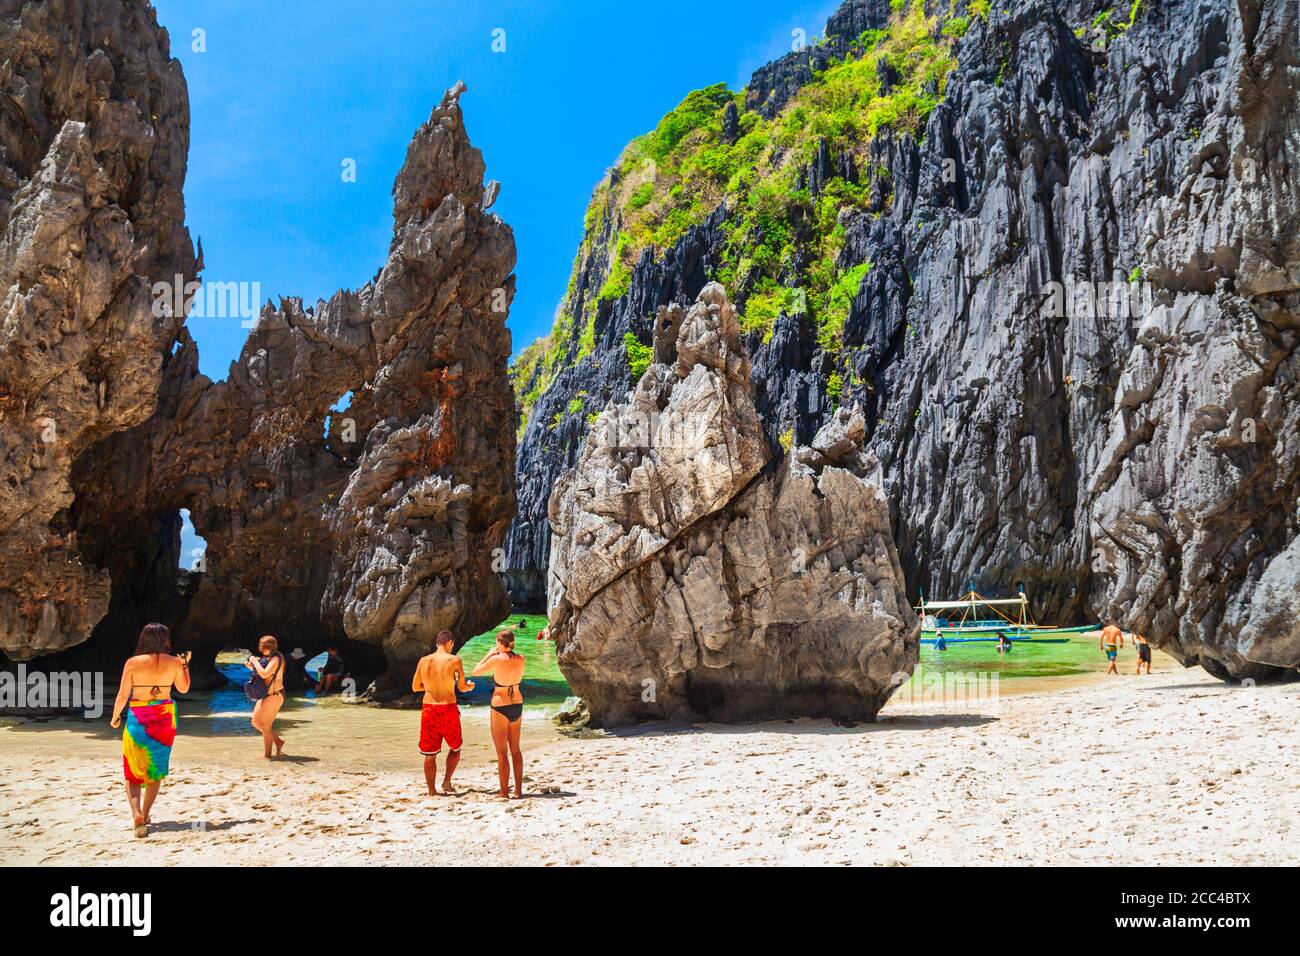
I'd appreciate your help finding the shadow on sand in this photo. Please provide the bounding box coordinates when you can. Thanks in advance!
[144,818,259,834]
[259,753,319,764]
[3,709,314,740]
[442,787,577,800]
[589,711,998,741]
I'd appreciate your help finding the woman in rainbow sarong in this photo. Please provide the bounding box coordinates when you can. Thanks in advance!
[110,623,191,838]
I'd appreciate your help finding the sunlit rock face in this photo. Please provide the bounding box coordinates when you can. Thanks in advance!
[72,82,518,693]
[515,0,1300,683]
[1083,1,1300,681]
[548,283,919,725]
[0,0,517,696]
[0,0,196,660]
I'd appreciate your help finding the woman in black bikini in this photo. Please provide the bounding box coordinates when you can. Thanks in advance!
[472,630,525,798]
[247,635,286,759]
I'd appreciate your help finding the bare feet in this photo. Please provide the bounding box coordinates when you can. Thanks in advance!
[275,736,285,756]
[132,813,148,838]
[441,782,457,795]
[497,789,510,798]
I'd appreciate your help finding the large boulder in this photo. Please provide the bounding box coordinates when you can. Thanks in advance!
[547,283,767,613]
[548,283,918,724]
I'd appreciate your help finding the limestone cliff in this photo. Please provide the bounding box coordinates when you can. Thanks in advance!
[0,0,196,659]
[513,0,1300,682]
[0,0,517,693]
[71,82,516,692]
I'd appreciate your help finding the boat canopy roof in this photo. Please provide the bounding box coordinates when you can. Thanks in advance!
[919,596,1027,609]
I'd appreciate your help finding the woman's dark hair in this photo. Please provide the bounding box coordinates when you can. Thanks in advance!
[497,630,516,655]
[136,623,172,655]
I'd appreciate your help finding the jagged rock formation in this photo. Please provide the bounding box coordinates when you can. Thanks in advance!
[0,0,196,660]
[505,205,730,608]
[548,283,918,724]
[71,82,516,692]
[0,0,516,693]
[513,0,1300,683]
[1081,2,1300,681]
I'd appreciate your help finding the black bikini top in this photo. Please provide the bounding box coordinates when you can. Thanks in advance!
[131,653,179,699]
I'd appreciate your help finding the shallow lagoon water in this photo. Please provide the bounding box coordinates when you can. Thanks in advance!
[913,630,1126,681]
[200,616,1121,726]
[4,619,1161,775]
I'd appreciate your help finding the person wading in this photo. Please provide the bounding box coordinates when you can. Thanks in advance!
[247,635,286,758]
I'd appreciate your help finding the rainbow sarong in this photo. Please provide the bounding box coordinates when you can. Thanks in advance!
[122,699,177,783]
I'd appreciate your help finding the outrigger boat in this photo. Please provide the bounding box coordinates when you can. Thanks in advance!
[916,582,1098,643]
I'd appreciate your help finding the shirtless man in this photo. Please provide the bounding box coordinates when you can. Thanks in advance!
[1099,623,1124,674]
[412,630,473,795]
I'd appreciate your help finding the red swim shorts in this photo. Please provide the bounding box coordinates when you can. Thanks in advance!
[419,703,462,755]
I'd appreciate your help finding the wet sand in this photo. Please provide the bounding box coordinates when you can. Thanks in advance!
[1,662,1295,866]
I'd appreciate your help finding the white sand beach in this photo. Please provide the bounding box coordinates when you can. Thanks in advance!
[1,665,1295,866]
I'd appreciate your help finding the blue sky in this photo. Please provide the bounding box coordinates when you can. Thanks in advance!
[152,0,840,381]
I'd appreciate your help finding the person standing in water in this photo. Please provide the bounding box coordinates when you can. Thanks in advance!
[1133,633,1152,675]
[1099,623,1124,674]
[110,623,191,838]
[412,630,474,795]
[247,635,286,758]
[473,630,526,799]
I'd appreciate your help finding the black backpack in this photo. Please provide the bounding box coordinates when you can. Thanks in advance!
[244,655,282,703]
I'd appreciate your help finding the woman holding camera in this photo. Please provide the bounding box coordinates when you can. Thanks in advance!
[110,623,191,838]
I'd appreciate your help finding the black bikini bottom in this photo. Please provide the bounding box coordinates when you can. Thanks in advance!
[492,703,523,723]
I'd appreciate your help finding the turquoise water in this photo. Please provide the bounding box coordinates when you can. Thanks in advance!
[458,614,569,708]
[912,630,1124,681]
[209,614,567,713]
[461,619,1116,698]
[204,619,1117,720]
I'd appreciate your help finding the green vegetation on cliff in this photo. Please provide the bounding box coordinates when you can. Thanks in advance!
[511,0,962,432]
[624,332,654,379]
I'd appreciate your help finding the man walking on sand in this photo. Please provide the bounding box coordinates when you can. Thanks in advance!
[412,630,474,795]
[1099,623,1124,674]
[1133,633,1152,675]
